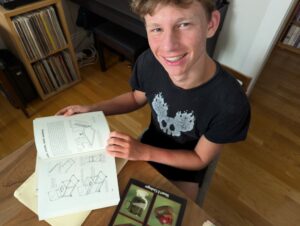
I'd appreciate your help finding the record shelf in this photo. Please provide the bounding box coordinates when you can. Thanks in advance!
[0,0,81,100]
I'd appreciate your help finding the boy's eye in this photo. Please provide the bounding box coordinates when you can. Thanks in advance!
[151,27,162,33]
[179,23,190,28]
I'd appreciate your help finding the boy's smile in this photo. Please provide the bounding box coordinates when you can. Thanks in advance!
[145,1,219,89]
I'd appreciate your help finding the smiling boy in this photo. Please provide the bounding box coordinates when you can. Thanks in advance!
[57,0,250,201]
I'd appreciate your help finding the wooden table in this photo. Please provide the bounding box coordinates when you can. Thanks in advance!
[0,141,218,225]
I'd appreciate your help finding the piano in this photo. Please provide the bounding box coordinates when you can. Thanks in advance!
[71,0,147,37]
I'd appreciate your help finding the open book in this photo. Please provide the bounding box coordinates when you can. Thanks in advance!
[33,111,120,220]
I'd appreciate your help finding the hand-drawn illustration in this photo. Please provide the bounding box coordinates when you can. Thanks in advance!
[47,153,109,202]
[78,170,108,195]
[48,174,80,201]
[80,153,106,165]
[49,159,75,173]
[71,119,96,149]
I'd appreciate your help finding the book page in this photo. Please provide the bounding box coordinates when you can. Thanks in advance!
[33,111,109,159]
[13,173,90,226]
[14,158,128,225]
[36,151,120,220]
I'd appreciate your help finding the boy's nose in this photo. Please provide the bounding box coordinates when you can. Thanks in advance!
[161,30,179,52]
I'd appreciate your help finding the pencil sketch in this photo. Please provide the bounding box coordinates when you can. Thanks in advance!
[49,159,75,173]
[48,174,80,201]
[78,170,108,196]
[47,153,109,201]
[71,119,96,149]
[80,153,106,165]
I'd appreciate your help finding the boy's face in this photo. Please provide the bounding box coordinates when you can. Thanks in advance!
[145,1,218,85]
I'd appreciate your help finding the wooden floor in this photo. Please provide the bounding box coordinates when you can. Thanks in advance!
[0,47,299,225]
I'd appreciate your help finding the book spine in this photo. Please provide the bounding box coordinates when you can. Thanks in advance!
[283,25,297,45]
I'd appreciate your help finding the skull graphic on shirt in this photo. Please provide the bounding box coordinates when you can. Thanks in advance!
[152,93,195,137]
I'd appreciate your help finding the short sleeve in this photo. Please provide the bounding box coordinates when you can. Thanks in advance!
[129,50,148,92]
[205,101,251,143]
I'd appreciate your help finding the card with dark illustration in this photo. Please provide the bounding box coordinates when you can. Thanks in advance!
[109,179,186,226]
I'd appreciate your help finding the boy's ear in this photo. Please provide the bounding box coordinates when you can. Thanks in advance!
[207,10,221,38]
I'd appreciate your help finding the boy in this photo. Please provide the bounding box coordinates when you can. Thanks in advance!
[57,0,250,201]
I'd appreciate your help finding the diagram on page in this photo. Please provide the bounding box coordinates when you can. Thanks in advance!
[71,119,96,149]
[46,153,109,202]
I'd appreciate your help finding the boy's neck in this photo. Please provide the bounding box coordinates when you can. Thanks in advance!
[174,55,217,90]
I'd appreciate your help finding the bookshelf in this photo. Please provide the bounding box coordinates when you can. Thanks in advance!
[0,0,81,100]
[278,1,300,54]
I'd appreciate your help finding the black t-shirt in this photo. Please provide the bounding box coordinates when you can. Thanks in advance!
[130,49,251,183]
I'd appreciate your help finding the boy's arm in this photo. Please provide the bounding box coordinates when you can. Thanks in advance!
[107,132,223,171]
[56,90,147,116]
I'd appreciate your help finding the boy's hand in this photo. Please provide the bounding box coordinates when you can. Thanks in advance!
[107,131,149,161]
[55,105,91,116]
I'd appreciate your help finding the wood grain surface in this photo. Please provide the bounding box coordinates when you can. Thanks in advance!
[0,141,217,225]
[0,46,299,225]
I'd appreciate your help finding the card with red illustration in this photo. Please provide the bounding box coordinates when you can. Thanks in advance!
[109,178,186,226]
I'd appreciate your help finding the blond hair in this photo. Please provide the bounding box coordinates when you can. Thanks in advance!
[130,0,216,19]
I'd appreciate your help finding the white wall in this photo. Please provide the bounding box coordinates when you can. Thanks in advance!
[214,0,297,93]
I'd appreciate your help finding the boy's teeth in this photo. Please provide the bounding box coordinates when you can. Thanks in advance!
[166,55,183,62]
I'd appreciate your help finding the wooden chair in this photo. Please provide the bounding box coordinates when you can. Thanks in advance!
[196,153,221,206]
[195,70,251,207]
[222,65,251,94]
